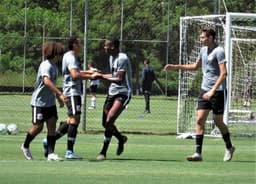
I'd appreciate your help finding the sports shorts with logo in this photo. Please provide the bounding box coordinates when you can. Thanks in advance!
[31,105,58,124]
[66,96,82,116]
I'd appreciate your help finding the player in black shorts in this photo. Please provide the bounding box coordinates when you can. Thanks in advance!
[21,42,67,161]
[96,38,132,161]
[164,28,235,162]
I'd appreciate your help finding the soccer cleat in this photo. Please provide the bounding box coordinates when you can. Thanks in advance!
[96,154,106,161]
[117,135,128,155]
[65,150,82,159]
[47,153,63,161]
[144,110,151,114]
[223,146,235,161]
[186,152,203,161]
[20,144,33,160]
[42,138,48,158]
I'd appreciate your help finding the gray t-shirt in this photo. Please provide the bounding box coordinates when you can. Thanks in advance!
[108,52,132,96]
[31,60,58,107]
[62,51,82,96]
[198,44,226,91]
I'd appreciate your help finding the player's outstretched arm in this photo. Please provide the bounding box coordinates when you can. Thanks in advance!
[101,72,124,82]
[164,59,201,71]
[163,64,176,71]
[70,68,102,80]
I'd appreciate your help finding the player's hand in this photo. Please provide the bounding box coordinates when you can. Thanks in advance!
[91,72,102,79]
[58,94,68,107]
[164,64,176,71]
[203,90,214,101]
[58,100,64,108]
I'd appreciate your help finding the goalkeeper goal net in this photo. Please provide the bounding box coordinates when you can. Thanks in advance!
[178,12,256,136]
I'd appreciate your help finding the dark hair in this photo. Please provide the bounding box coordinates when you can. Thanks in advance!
[43,42,64,59]
[144,58,150,64]
[68,35,79,50]
[201,28,216,40]
[107,37,120,49]
[88,62,94,67]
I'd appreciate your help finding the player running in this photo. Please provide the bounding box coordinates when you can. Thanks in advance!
[96,38,132,161]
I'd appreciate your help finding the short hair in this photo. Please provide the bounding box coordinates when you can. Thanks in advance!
[43,42,64,59]
[201,28,216,40]
[144,58,150,64]
[68,35,79,50]
[107,37,120,49]
[88,62,94,67]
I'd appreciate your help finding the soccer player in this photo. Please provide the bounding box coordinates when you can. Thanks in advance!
[96,38,132,161]
[141,58,158,113]
[243,81,252,107]
[21,42,67,161]
[87,62,100,109]
[44,36,101,159]
[164,28,235,161]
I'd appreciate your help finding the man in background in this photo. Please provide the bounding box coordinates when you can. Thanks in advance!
[141,58,159,113]
[88,62,100,109]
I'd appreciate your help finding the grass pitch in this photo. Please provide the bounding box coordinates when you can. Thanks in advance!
[0,133,255,184]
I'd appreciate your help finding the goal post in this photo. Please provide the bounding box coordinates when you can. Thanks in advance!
[178,12,256,136]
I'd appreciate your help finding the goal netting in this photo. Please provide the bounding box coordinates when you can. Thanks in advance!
[178,12,256,136]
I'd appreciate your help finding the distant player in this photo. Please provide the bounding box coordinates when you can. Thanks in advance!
[141,58,160,113]
[243,81,252,107]
[164,28,235,161]
[96,37,132,161]
[88,62,100,109]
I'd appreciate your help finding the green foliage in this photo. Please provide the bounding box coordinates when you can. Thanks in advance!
[0,0,255,92]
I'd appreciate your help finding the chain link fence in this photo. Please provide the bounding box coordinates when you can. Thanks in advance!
[0,0,181,134]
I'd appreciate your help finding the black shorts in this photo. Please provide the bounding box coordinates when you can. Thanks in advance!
[66,96,82,116]
[31,105,58,124]
[90,85,98,93]
[103,94,131,110]
[197,90,226,115]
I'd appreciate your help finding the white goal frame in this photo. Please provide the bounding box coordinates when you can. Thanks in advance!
[177,12,256,136]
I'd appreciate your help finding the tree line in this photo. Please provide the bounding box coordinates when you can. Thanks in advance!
[0,0,254,94]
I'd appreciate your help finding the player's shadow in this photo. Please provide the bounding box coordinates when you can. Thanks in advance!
[89,157,181,162]
[88,158,256,163]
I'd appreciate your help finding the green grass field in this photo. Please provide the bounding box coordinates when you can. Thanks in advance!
[0,94,178,134]
[0,133,255,184]
[0,94,255,183]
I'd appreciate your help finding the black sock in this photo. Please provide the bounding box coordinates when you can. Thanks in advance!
[112,126,123,142]
[67,124,78,152]
[195,134,204,154]
[23,133,35,148]
[222,132,232,149]
[47,135,56,154]
[55,121,69,140]
[100,130,112,156]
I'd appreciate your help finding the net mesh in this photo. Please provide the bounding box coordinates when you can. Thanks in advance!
[178,13,256,136]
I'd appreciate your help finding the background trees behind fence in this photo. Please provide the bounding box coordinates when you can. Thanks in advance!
[0,0,254,134]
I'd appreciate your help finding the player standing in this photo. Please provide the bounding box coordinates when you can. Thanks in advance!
[43,36,101,159]
[164,28,235,161]
[141,58,159,113]
[21,42,67,161]
[88,62,100,109]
